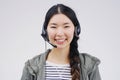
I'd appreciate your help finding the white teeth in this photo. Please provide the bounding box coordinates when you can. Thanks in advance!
[56,39,65,42]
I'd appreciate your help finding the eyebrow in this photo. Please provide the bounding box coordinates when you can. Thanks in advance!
[49,22,70,25]
[63,22,70,25]
[49,23,57,25]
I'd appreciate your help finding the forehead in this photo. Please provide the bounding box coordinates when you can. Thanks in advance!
[48,14,73,25]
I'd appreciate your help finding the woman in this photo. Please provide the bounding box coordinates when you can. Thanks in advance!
[21,4,101,80]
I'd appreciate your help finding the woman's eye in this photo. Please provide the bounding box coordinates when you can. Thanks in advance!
[50,26,56,28]
[64,26,70,28]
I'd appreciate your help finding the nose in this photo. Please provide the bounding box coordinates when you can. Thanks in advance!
[56,28,64,36]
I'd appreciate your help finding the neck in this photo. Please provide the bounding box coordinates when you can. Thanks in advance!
[47,46,70,64]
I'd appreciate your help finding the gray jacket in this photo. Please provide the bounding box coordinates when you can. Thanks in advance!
[21,49,101,80]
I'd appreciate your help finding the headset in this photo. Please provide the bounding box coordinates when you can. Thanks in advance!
[41,26,48,41]
[41,24,81,48]
[41,25,81,50]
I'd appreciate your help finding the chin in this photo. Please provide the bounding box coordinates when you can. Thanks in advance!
[56,45,70,49]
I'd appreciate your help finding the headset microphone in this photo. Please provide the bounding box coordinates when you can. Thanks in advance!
[48,41,57,48]
[41,28,57,48]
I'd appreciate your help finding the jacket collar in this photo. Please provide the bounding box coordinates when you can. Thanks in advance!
[37,49,51,80]
[38,49,86,80]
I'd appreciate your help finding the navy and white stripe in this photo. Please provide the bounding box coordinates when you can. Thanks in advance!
[45,61,72,80]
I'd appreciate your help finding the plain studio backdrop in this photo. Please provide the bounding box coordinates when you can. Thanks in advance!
[0,0,120,80]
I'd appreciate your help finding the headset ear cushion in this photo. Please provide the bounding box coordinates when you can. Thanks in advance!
[77,25,81,34]
[75,26,81,37]
[41,28,49,41]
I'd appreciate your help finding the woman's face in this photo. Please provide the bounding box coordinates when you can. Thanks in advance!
[47,14,75,49]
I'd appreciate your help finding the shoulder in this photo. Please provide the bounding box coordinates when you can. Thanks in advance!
[79,53,100,72]
[27,53,44,65]
[23,53,43,73]
[26,49,50,65]
[24,49,50,73]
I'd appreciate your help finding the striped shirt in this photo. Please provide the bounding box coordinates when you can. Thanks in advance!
[45,61,72,80]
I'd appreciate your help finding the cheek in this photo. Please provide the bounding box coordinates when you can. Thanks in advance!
[47,30,55,40]
[67,29,74,40]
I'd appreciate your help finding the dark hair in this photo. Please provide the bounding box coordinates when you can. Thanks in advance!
[43,4,81,80]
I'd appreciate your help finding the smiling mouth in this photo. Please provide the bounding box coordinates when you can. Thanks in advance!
[55,39,67,44]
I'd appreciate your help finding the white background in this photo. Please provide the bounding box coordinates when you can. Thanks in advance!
[0,0,120,80]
